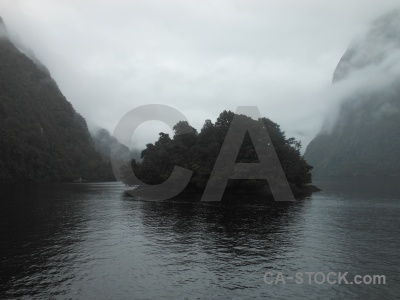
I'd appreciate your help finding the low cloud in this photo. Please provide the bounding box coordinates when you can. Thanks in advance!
[0,0,399,150]
[317,11,400,134]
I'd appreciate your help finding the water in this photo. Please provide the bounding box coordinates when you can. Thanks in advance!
[0,179,399,299]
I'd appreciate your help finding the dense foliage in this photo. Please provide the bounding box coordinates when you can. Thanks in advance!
[0,28,111,181]
[121,111,313,192]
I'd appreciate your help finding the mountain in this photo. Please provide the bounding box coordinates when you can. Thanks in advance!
[304,11,400,177]
[91,128,141,162]
[0,17,111,181]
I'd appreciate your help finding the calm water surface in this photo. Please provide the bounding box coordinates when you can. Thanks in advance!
[0,179,399,299]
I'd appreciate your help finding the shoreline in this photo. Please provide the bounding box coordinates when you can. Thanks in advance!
[124,184,321,202]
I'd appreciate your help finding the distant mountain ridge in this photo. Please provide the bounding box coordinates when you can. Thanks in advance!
[0,17,112,181]
[305,10,400,177]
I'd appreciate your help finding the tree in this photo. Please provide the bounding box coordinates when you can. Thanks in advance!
[121,111,313,194]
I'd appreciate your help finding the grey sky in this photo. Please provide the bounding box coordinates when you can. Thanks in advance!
[0,0,399,149]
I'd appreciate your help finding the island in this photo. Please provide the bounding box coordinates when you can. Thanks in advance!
[120,110,320,201]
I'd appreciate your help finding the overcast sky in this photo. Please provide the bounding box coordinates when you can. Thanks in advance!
[0,0,399,150]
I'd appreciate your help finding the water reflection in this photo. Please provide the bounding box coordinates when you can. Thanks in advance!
[0,183,91,298]
[138,199,307,259]
[0,181,399,299]
[314,177,400,200]
[121,198,313,296]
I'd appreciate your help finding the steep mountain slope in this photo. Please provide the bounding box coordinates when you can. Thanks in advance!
[304,11,400,177]
[0,17,111,181]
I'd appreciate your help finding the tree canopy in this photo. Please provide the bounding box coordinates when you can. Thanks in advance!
[121,111,313,193]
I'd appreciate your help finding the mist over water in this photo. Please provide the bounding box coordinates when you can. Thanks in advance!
[1,1,399,148]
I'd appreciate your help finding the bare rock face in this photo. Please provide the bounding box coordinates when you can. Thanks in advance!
[305,10,400,177]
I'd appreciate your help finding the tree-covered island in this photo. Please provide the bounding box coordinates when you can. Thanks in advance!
[120,110,319,201]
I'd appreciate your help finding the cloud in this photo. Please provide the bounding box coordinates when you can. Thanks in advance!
[0,0,399,149]
[317,10,400,133]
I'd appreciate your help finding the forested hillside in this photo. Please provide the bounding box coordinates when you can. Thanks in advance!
[0,17,111,181]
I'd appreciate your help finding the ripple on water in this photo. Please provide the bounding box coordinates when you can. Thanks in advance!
[0,181,399,299]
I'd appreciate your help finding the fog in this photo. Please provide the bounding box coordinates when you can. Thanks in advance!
[318,10,400,133]
[0,0,399,149]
